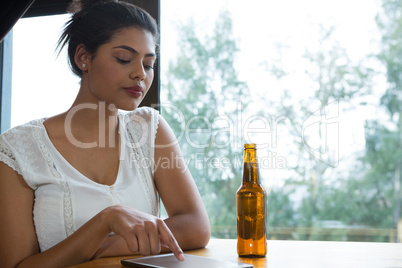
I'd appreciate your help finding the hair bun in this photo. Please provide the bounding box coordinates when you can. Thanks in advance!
[67,0,117,13]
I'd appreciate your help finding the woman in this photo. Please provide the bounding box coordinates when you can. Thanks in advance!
[0,1,210,267]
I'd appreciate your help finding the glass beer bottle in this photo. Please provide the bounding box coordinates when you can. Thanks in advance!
[237,143,267,257]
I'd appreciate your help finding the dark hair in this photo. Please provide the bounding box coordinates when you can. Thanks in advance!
[57,0,159,77]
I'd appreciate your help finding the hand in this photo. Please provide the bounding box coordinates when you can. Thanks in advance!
[103,205,185,261]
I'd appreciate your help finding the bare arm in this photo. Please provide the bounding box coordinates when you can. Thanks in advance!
[154,115,211,250]
[0,162,184,268]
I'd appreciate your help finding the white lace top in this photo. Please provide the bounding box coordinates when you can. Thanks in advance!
[0,107,160,252]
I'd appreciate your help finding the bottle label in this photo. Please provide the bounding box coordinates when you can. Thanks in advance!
[237,193,266,240]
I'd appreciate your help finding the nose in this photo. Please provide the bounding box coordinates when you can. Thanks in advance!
[129,62,146,81]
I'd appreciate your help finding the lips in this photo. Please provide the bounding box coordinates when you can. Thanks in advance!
[124,85,143,98]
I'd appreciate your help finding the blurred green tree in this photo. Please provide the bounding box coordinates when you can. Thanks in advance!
[161,11,250,237]
[161,0,400,242]
[354,0,402,240]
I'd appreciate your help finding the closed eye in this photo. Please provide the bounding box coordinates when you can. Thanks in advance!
[144,65,154,70]
[116,58,131,65]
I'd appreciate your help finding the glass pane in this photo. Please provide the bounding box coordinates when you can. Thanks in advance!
[161,0,400,242]
[11,14,79,127]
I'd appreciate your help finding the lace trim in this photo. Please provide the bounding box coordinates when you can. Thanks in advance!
[123,111,158,216]
[0,143,22,176]
[33,120,75,237]
[151,110,159,176]
[153,109,160,138]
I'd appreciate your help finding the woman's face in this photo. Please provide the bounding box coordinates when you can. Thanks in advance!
[84,27,156,111]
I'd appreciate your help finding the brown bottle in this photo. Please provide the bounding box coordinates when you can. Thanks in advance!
[237,143,267,257]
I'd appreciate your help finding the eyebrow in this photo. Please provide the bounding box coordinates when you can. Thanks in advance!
[112,45,156,58]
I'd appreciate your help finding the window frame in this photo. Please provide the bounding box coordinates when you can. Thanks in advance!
[0,32,12,133]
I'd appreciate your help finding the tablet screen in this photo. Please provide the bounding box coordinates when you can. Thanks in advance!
[121,253,253,268]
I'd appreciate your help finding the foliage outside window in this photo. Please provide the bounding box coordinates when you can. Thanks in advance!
[161,0,402,242]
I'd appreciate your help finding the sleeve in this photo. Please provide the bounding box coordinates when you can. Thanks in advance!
[150,108,160,176]
[0,124,48,190]
[0,136,23,176]
[123,107,160,175]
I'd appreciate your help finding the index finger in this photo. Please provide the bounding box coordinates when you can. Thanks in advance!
[157,221,185,261]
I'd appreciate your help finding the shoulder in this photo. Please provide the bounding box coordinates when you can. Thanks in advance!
[0,119,44,147]
[119,107,162,149]
[122,106,159,121]
[0,119,44,180]
[120,107,160,133]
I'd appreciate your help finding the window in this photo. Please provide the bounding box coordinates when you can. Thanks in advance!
[11,14,79,127]
[160,0,400,242]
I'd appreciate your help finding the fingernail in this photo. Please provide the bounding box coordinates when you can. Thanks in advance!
[178,253,185,261]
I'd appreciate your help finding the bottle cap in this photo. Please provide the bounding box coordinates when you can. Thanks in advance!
[244,143,256,149]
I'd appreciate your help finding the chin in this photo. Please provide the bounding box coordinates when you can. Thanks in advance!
[116,102,140,112]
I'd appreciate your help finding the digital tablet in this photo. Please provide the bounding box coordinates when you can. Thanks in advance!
[121,253,253,267]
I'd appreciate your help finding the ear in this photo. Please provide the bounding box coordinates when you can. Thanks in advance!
[74,44,90,72]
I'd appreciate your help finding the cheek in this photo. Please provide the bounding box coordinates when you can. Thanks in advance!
[93,62,125,85]
[104,68,124,83]
[145,73,155,90]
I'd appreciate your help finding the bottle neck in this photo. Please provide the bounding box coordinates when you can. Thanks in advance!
[242,147,260,184]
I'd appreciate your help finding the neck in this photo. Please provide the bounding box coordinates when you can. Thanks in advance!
[63,100,119,148]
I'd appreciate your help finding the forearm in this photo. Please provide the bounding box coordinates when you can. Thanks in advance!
[17,209,111,268]
[153,116,211,251]
[164,211,210,251]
